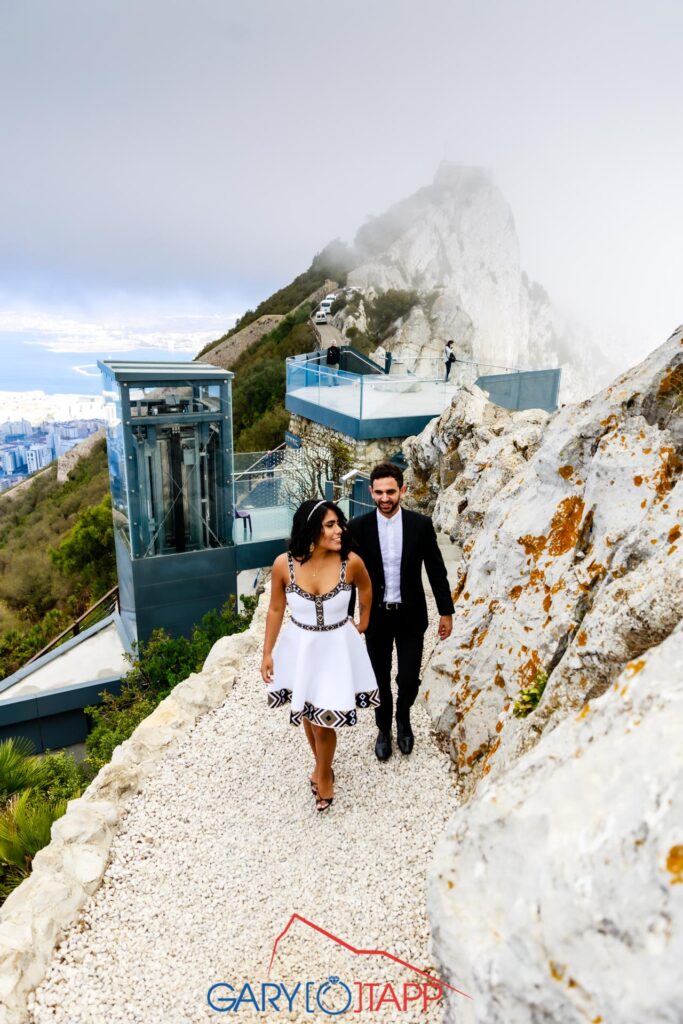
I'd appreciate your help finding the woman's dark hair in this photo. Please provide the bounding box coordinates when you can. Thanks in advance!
[370,461,404,488]
[288,499,352,563]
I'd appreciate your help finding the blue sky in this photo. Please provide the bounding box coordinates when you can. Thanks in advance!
[0,0,681,368]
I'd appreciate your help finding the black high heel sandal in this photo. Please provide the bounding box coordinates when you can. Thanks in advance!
[317,770,335,811]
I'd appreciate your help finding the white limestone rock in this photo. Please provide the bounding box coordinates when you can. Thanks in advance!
[428,618,683,1024]
[345,163,615,401]
[409,327,683,799]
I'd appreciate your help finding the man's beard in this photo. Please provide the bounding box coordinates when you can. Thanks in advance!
[374,495,399,516]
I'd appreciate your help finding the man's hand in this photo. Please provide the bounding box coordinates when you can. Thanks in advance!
[438,615,453,641]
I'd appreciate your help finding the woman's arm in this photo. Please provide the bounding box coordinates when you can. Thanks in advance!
[261,555,288,683]
[347,551,372,634]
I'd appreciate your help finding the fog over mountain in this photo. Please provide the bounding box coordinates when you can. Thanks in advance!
[338,163,616,401]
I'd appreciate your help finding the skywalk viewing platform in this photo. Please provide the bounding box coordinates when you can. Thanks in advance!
[285,348,561,440]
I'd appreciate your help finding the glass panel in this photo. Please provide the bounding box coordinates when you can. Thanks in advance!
[102,382,130,550]
[128,383,223,417]
[133,421,226,556]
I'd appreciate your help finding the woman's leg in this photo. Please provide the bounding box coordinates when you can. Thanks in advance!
[311,724,337,802]
[303,718,319,787]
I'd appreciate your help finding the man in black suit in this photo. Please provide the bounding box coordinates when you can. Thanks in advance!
[347,462,454,760]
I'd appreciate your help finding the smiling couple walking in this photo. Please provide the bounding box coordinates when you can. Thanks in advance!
[261,462,454,812]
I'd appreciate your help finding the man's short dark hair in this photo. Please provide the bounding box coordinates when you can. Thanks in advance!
[370,462,404,488]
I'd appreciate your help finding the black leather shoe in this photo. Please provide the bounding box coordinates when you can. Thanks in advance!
[396,721,414,755]
[374,730,392,761]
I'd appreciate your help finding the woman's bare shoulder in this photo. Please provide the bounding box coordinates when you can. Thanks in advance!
[346,550,367,575]
[272,552,290,577]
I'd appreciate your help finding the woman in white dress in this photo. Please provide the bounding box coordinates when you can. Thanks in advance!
[261,499,379,812]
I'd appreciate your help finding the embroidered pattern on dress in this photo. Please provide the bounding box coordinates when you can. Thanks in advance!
[285,553,352,603]
[290,616,348,632]
[267,687,381,725]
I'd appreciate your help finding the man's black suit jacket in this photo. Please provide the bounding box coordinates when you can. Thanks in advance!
[347,507,455,635]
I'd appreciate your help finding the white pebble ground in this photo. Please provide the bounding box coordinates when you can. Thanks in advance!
[27,604,459,1024]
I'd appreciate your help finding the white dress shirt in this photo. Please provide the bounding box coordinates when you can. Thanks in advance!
[376,507,403,602]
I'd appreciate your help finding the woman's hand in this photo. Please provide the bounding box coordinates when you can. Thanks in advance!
[261,655,274,684]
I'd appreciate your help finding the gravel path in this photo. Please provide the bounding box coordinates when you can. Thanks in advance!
[27,601,459,1024]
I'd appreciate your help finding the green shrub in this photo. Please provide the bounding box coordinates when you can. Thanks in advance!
[51,494,116,599]
[366,289,418,341]
[0,790,68,899]
[0,738,84,905]
[236,407,291,452]
[40,750,88,803]
[0,737,50,804]
[512,670,548,718]
[330,294,347,315]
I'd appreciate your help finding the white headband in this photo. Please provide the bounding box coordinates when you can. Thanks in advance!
[306,500,327,522]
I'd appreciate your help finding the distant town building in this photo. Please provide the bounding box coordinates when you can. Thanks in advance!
[26,444,54,474]
[0,418,103,485]
[0,419,31,438]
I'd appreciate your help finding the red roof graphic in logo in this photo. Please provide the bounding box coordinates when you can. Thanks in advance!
[268,913,471,1000]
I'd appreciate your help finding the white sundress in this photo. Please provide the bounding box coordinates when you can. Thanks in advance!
[266,553,380,728]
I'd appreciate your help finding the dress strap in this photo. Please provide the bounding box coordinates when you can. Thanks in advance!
[286,552,296,585]
[340,558,348,584]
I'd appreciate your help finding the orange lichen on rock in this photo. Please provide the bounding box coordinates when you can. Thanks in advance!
[452,571,468,604]
[558,465,573,479]
[475,628,488,647]
[666,845,683,884]
[643,447,652,454]
[543,593,552,613]
[547,496,585,556]
[627,659,646,675]
[653,447,682,500]
[488,599,500,613]
[518,649,542,689]
[549,961,566,981]
[518,533,547,559]
[657,364,683,398]
[641,499,647,509]
[493,667,506,689]
[577,704,590,720]
[495,721,503,733]
[577,630,587,646]
[668,524,681,544]
[633,475,643,487]
[481,737,501,775]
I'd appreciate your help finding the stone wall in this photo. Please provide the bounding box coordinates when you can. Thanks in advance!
[56,429,106,485]
[287,413,405,477]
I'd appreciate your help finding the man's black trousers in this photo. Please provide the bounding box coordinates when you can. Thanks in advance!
[365,607,425,734]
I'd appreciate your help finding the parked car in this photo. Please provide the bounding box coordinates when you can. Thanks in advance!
[314,309,328,325]
[319,299,333,316]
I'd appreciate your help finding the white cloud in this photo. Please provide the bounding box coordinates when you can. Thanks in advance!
[0,310,237,355]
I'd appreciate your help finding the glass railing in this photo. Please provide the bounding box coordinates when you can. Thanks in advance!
[286,357,460,423]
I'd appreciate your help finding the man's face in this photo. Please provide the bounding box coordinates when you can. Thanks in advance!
[370,476,406,517]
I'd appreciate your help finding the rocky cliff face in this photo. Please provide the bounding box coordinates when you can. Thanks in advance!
[404,327,683,1021]
[342,163,614,402]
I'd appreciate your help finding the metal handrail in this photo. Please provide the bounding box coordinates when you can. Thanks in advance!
[25,585,120,666]
[233,443,286,481]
